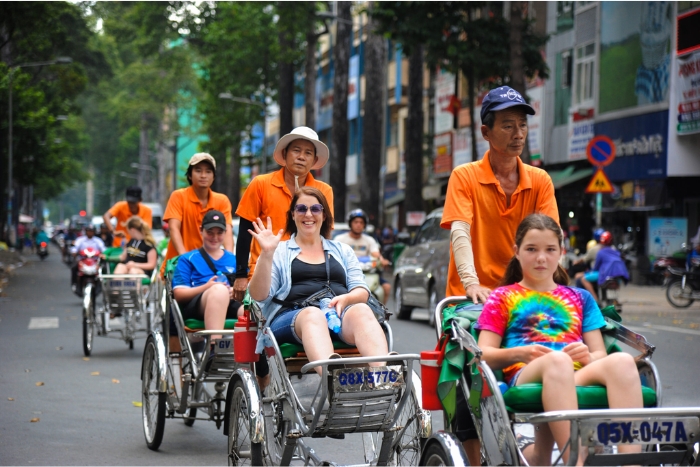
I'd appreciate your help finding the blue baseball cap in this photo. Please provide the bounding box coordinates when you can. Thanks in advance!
[480,86,535,123]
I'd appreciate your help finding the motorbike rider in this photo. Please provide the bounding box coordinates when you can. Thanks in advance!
[334,209,391,304]
[571,227,604,277]
[576,231,629,299]
[71,225,106,293]
[103,186,153,248]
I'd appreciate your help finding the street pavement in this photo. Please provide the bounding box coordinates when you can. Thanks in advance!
[1,245,698,465]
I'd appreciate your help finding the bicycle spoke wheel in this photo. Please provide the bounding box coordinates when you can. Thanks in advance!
[228,380,263,466]
[142,337,166,450]
[82,284,94,356]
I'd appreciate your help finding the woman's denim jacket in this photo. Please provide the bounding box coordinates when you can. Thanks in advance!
[255,235,369,352]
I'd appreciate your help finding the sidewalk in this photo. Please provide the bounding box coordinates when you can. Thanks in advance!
[617,284,700,331]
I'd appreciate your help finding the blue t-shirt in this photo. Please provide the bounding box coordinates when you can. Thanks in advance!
[172,249,236,289]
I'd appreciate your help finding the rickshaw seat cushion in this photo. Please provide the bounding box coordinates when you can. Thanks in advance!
[279,341,356,359]
[184,318,237,331]
[142,278,151,285]
[503,383,657,412]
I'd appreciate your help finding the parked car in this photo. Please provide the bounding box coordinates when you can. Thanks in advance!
[393,208,450,326]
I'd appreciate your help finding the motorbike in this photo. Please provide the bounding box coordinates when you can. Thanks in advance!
[665,252,700,308]
[357,255,385,303]
[63,239,75,265]
[652,254,687,285]
[597,277,625,313]
[74,247,101,298]
[37,241,49,260]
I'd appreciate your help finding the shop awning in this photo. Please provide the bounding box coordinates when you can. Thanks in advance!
[384,192,405,209]
[548,165,594,189]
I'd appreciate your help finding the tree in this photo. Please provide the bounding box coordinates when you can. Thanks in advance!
[329,1,352,220]
[0,2,107,238]
[275,2,308,138]
[405,46,425,216]
[360,3,386,226]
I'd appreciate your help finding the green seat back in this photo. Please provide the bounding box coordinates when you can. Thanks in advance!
[165,255,180,279]
[142,278,151,285]
[503,384,657,412]
[184,318,237,330]
[279,341,356,359]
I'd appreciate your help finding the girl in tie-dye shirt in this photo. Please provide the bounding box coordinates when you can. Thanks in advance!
[476,214,643,465]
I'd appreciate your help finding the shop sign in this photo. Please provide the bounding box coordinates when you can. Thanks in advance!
[406,211,427,227]
[594,110,668,180]
[433,132,453,177]
[316,73,333,131]
[647,217,688,257]
[676,50,700,135]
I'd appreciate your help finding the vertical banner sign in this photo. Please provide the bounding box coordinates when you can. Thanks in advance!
[568,112,595,160]
[434,69,456,134]
[433,132,453,176]
[676,50,700,135]
[452,128,472,167]
[347,55,360,120]
[527,85,544,165]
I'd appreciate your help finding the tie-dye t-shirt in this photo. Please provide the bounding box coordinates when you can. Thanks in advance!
[475,283,605,383]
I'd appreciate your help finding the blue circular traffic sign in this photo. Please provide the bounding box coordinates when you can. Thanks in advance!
[586,135,616,167]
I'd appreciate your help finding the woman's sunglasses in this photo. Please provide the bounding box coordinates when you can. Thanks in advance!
[293,203,324,214]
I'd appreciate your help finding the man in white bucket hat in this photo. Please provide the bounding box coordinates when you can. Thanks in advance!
[234,126,335,300]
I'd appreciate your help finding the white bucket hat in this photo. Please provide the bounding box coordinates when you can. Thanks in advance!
[273,126,329,170]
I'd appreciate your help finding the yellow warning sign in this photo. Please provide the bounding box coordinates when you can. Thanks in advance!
[585,169,614,194]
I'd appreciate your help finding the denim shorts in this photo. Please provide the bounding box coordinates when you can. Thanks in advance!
[269,304,358,346]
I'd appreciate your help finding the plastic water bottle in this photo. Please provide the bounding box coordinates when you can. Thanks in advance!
[215,271,229,285]
[320,297,341,333]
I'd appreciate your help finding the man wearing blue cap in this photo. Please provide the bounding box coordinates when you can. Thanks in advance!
[440,86,559,464]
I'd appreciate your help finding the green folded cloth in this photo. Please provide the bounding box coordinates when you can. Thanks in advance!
[437,301,483,425]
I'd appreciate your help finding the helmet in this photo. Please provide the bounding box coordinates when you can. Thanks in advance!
[85,224,96,232]
[593,228,605,242]
[599,231,613,246]
[347,209,368,226]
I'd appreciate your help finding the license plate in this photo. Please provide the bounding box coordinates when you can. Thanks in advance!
[332,365,403,392]
[109,280,136,288]
[214,338,233,354]
[580,418,699,446]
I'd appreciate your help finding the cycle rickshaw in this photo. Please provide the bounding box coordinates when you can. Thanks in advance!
[141,256,449,466]
[81,246,164,356]
[425,296,700,466]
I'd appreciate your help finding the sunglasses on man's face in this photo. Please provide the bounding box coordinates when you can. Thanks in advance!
[293,203,324,214]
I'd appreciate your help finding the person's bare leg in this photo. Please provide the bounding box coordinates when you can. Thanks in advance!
[114,263,128,274]
[294,307,334,375]
[200,283,230,340]
[127,266,146,275]
[461,440,481,466]
[580,277,597,298]
[521,424,555,466]
[575,352,643,455]
[381,283,391,304]
[516,352,579,464]
[340,304,388,366]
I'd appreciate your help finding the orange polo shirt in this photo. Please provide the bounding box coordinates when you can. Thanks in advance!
[441,151,559,295]
[108,201,152,247]
[236,167,334,276]
[161,186,233,274]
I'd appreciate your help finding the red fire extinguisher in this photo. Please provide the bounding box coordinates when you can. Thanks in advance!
[234,310,259,363]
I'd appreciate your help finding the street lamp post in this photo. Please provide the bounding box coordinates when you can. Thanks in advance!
[218,93,268,173]
[6,57,72,244]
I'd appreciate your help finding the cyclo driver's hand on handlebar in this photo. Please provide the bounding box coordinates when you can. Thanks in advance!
[465,283,492,304]
[232,277,249,302]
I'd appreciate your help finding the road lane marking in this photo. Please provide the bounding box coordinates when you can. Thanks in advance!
[28,317,59,329]
[636,323,700,337]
